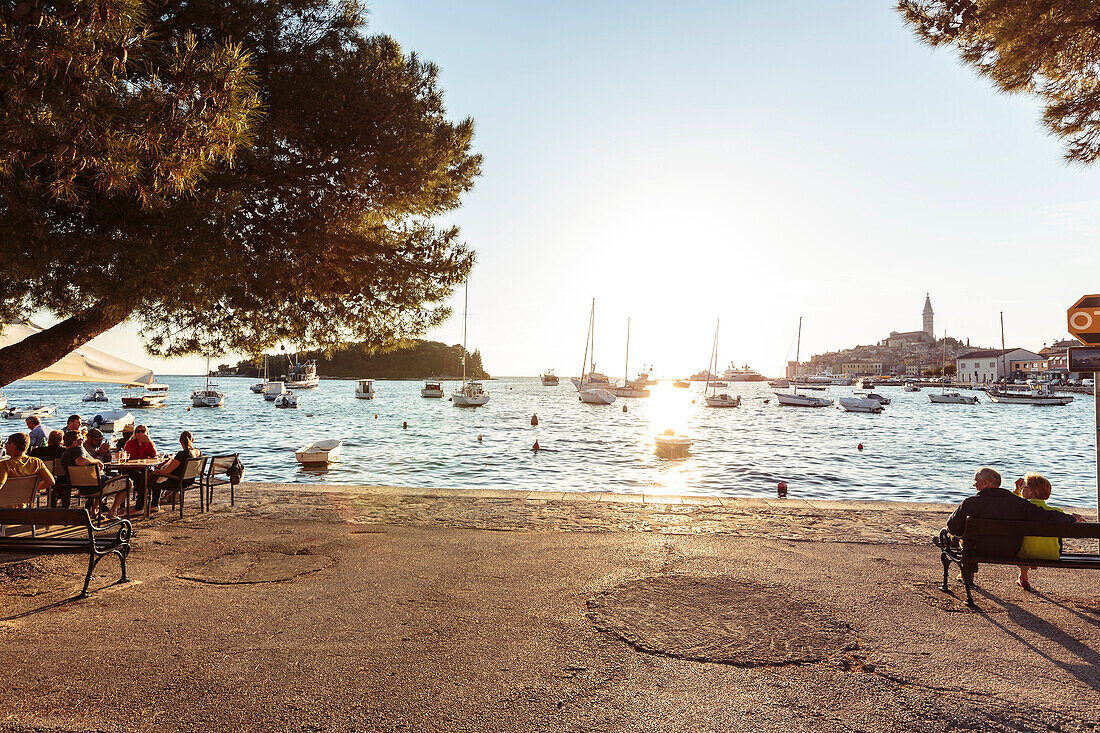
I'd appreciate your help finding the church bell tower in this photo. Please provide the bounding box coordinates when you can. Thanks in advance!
[923,293,934,339]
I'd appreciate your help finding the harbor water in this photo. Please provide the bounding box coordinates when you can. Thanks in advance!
[4,377,1098,506]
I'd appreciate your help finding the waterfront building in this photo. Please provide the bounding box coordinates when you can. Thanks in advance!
[956,348,1044,383]
[840,360,883,377]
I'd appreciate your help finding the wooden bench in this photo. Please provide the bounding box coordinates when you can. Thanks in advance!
[937,518,1100,606]
[0,509,132,597]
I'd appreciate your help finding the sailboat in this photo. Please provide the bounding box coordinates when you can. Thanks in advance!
[191,357,226,407]
[251,355,269,394]
[610,318,650,398]
[987,313,1072,406]
[703,320,740,407]
[929,332,979,404]
[452,280,490,407]
[775,317,832,407]
[573,298,615,405]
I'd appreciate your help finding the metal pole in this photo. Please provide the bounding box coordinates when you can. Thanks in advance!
[1095,372,1099,529]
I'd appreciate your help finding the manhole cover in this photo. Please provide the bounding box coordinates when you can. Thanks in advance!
[180,552,332,584]
[587,575,854,666]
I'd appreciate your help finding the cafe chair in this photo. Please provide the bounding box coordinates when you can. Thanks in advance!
[0,474,41,536]
[67,464,132,519]
[159,456,209,518]
[202,454,239,511]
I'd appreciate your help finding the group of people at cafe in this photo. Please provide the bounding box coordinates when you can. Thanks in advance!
[0,414,202,519]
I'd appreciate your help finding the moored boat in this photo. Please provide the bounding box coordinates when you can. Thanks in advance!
[840,396,883,413]
[579,388,616,404]
[903,383,920,392]
[540,370,559,386]
[672,380,690,389]
[283,359,320,389]
[264,381,287,401]
[452,281,489,407]
[421,382,444,398]
[987,387,1073,406]
[355,379,375,399]
[121,383,169,408]
[191,358,226,407]
[294,439,341,464]
[3,404,57,420]
[776,391,832,407]
[702,320,740,408]
[88,410,135,433]
[929,391,980,405]
[274,392,299,409]
[654,431,692,458]
[82,388,108,402]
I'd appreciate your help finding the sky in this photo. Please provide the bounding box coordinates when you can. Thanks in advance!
[64,0,1100,377]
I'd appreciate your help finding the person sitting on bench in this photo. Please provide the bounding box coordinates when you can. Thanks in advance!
[947,468,1082,561]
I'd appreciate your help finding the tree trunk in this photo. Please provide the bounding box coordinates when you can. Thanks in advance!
[0,306,132,387]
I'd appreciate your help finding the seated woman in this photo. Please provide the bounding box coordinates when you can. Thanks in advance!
[122,425,158,512]
[30,429,66,460]
[150,431,201,512]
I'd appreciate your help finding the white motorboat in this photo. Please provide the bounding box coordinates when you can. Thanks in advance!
[775,391,833,407]
[608,318,651,398]
[294,439,341,464]
[702,320,740,408]
[540,370,559,386]
[274,392,299,408]
[573,298,615,403]
[655,431,692,459]
[903,383,920,392]
[191,358,226,407]
[421,381,444,398]
[82,388,108,402]
[452,281,490,407]
[579,388,616,405]
[355,379,375,399]
[767,378,790,388]
[987,388,1073,406]
[121,383,169,408]
[3,404,57,420]
[88,410,135,433]
[929,392,980,405]
[840,396,883,413]
[453,381,490,406]
[856,392,890,405]
[264,381,287,401]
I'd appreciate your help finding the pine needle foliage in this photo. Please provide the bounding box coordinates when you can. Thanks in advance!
[898,0,1100,164]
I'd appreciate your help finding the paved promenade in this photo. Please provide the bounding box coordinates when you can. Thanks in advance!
[1,483,1098,732]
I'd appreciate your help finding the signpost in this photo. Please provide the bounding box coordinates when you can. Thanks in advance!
[1069,295,1100,527]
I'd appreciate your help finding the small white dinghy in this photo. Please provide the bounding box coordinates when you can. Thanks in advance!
[295,439,342,465]
[655,430,692,459]
[82,388,109,402]
[88,410,135,433]
[274,392,298,409]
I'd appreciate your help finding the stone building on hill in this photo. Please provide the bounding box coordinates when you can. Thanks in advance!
[882,294,935,347]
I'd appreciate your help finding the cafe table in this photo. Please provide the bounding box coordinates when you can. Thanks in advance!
[105,456,169,519]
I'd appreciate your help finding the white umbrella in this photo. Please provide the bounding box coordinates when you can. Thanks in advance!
[1,319,154,385]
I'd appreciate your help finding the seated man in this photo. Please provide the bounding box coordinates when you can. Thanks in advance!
[25,416,47,449]
[84,428,112,462]
[0,432,55,507]
[65,414,83,436]
[61,430,126,519]
[946,467,1080,558]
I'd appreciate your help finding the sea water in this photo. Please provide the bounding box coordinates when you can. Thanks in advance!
[4,377,1097,506]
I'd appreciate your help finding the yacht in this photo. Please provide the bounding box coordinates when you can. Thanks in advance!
[573,298,616,404]
[191,358,226,407]
[987,386,1073,406]
[609,319,651,398]
[355,379,375,399]
[775,318,833,407]
[121,383,169,408]
[722,364,767,382]
[540,370,559,386]
[421,381,444,398]
[452,280,490,407]
[703,320,741,407]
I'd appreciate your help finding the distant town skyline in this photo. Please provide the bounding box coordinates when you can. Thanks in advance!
[53,1,1100,378]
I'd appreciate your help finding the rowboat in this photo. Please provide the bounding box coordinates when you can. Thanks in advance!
[294,439,341,464]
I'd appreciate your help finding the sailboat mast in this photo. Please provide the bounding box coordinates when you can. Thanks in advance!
[624,317,630,386]
[706,319,719,394]
[796,317,802,363]
[462,281,469,386]
[1000,311,1007,383]
[590,299,596,375]
[580,298,593,388]
[941,331,948,394]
